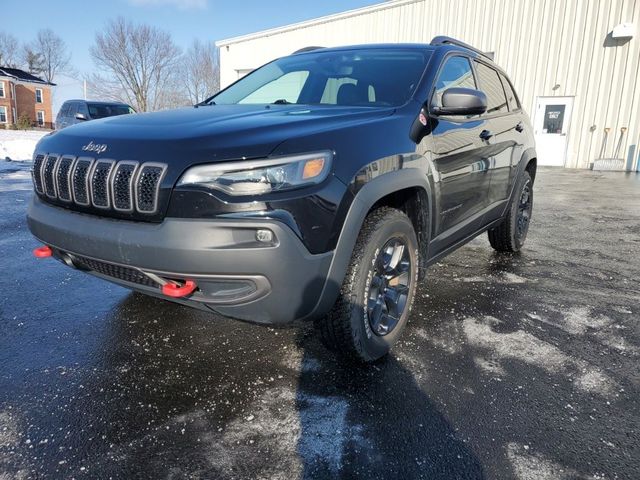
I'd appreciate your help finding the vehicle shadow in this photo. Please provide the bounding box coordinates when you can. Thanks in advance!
[16,280,484,479]
[292,282,485,480]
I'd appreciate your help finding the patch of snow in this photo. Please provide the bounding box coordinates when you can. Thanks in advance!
[203,386,366,479]
[506,442,583,480]
[462,316,617,396]
[0,130,49,162]
[561,307,611,335]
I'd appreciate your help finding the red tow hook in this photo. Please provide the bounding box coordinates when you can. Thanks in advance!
[162,280,197,298]
[33,245,53,258]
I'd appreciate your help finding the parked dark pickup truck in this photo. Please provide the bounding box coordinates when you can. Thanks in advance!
[28,37,536,362]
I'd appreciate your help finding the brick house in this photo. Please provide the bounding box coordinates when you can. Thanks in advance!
[0,67,55,130]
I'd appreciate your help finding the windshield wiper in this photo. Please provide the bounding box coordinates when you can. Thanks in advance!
[272,99,292,105]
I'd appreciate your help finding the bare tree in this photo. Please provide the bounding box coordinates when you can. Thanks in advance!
[0,32,19,67]
[33,29,71,83]
[184,39,220,104]
[21,46,44,75]
[90,17,182,112]
[85,72,128,103]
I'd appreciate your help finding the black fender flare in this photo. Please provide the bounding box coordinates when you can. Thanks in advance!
[518,147,537,180]
[503,147,537,213]
[303,168,433,321]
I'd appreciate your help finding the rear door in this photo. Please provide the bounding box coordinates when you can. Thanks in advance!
[428,55,493,255]
[472,61,521,222]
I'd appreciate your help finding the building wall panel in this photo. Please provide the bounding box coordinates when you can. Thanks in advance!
[218,0,640,170]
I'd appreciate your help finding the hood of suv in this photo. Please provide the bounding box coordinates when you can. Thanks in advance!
[37,104,395,167]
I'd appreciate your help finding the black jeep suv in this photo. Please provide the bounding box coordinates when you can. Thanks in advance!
[27,37,536,362]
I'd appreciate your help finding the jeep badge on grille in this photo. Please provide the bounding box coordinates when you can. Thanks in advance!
[82,141,108,154]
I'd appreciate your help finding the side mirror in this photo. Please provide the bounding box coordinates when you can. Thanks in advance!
[75,113,88,121]
[432,88,487,116]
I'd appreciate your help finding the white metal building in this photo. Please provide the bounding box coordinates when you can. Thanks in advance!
[216,0,640,170]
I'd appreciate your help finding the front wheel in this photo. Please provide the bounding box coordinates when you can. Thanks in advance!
[316,207,419,362]
[488,170,533,252]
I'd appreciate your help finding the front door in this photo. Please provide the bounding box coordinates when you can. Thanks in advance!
[534,96,573,166]
[428,55,493,256]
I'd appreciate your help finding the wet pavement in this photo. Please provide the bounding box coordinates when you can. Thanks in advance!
[1,161,639,479]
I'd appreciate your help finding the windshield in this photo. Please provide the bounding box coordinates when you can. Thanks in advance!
[211,48,431,107]
[88,104,135,119]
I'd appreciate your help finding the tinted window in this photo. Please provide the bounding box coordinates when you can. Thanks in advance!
[320,77,376,105]
[87,103,133,119]
[500,74,519,111]
[474,62,508,114]
[239,71,309,104]
[212,48,431,107]
[433,56,476,106]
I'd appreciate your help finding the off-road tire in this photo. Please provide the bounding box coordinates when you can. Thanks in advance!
[488,170,533,252]
[317,207,419,362]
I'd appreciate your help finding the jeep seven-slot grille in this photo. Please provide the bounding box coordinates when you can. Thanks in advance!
[71,255,160,288]
[32,154,166,214]
[90,160,115,208]
[43,155,58,198]
[56,157,74,201]
[136,165,164,213]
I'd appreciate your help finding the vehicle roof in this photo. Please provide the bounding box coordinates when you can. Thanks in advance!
[290,42,512,80]
[289,42,500,67]
[63,99,131,106]
[291,43,435,55]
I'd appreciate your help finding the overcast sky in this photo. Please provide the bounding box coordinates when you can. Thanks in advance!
[5,0,380,113]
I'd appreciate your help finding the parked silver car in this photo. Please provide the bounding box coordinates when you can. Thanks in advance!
[55,100,135,130]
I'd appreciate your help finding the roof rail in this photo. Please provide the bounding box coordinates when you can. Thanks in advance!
[430,36,493,60]
[293,46,325,54]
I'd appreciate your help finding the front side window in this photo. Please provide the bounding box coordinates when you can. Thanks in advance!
[0,106,7,123]
[433,56,476,106]
[474,62,508,114]
[35,88,43,103]
[0,81,5,98]
[211,48,431,107]
[37,111,45,126]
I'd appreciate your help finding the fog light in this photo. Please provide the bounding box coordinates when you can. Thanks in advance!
[256,229,274,243]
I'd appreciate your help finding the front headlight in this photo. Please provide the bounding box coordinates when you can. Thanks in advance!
[177,151,333,196]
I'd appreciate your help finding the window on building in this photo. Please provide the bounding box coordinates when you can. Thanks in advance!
[35,88,43,103]
[37,111,45,127]
[433,56,476,106]
[499,74,520,111]
[474,61,508,114]
[0,81,5,98]
[0,106,7,123]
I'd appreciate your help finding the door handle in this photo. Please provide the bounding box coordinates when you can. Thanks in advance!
[515,122,524,132]
[480,130,493,140]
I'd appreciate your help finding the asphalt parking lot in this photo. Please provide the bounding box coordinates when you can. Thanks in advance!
[0,163,638,479]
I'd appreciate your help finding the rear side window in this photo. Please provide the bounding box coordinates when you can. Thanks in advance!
[474,61,508,114]
[433,56,476,106]
[499,74,520,111]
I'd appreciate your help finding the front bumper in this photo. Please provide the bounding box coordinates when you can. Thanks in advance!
[27,196,334,325]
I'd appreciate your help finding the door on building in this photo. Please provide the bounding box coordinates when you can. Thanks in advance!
[533,96,573,167]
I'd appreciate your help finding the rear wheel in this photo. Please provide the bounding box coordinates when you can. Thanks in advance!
[316,207,419,362]
[488,170,533,252]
